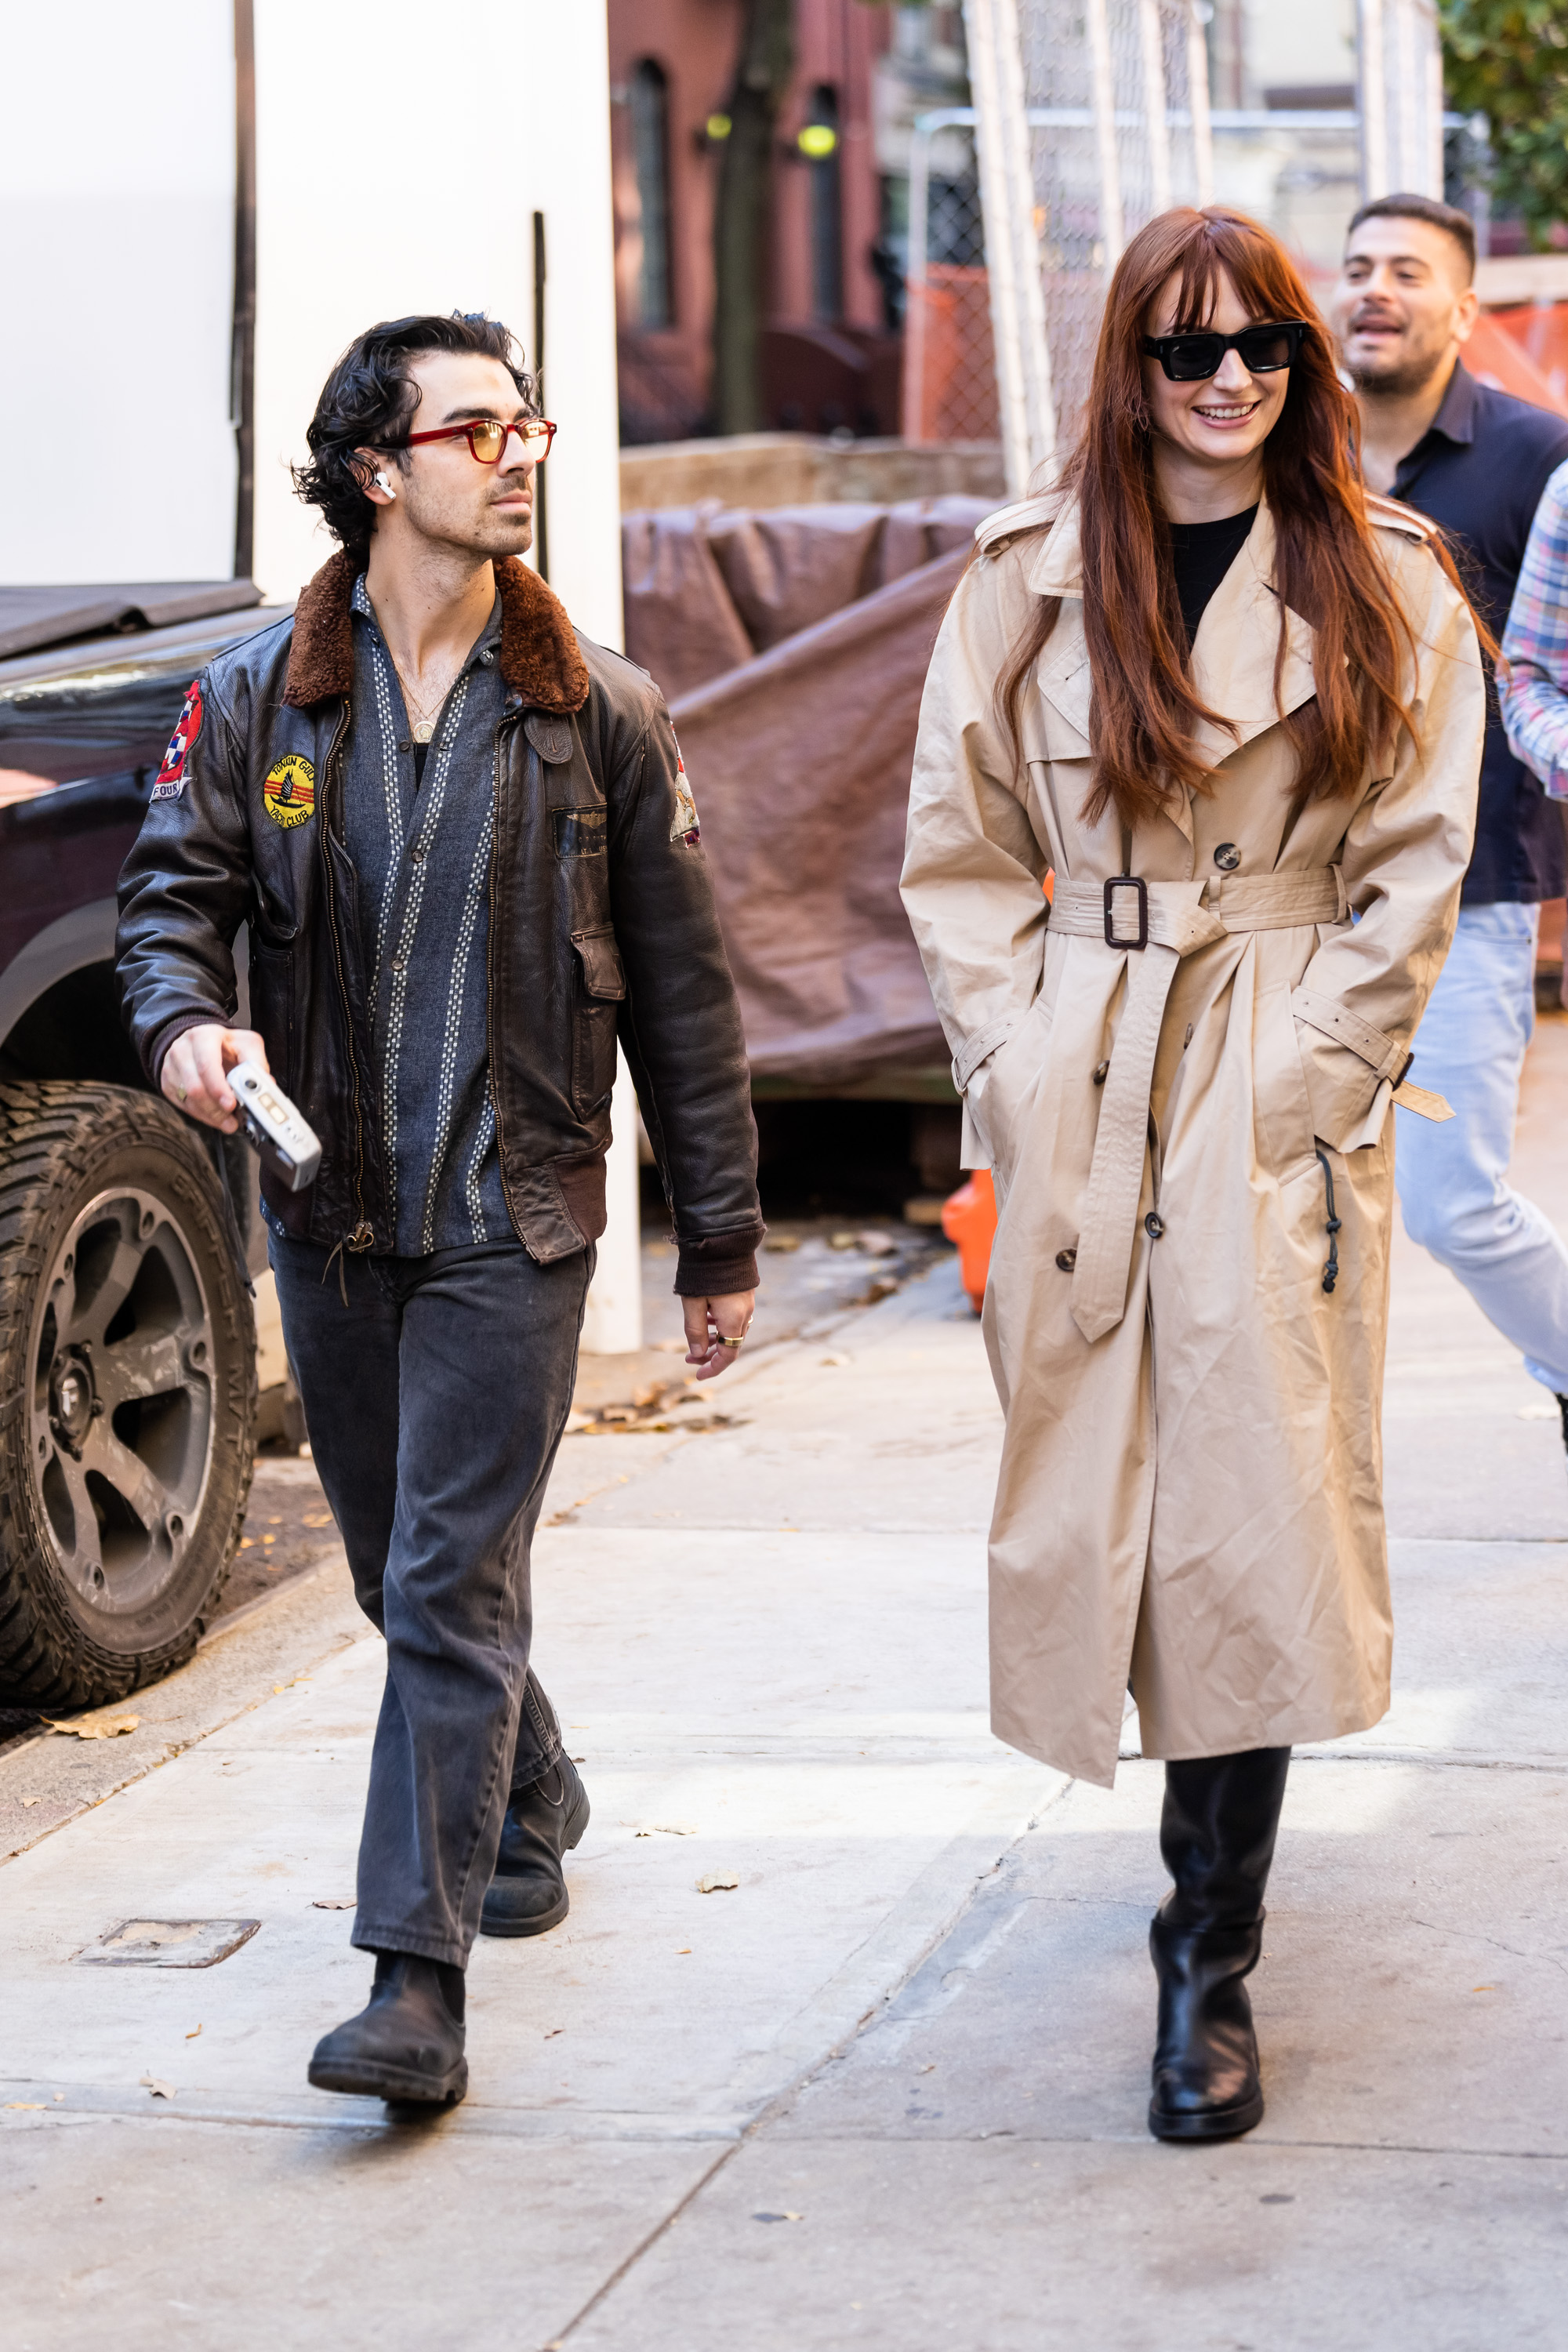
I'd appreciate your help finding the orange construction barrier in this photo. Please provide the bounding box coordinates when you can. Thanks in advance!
[942,1169,997,1315]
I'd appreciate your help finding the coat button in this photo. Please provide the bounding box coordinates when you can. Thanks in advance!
[1055,1247,1077,1272]
[1213,842,1242,872]
[1145,1212,1165,1240]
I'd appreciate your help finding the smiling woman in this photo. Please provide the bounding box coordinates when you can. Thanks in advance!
[902,202,1489,2150]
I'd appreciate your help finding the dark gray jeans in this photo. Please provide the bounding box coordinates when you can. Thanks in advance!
[268,1233,590,1969]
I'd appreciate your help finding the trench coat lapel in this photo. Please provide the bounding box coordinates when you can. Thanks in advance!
[1188,505,1319,771]
[1025,498,1320,808]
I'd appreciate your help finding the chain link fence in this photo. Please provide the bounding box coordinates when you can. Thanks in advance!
[901,118,996,445]
[904,3,1410,470]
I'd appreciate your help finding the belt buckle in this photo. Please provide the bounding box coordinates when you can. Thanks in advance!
[1103,874,1148,951]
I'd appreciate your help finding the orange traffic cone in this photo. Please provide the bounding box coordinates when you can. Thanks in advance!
[942,1169,997,1316]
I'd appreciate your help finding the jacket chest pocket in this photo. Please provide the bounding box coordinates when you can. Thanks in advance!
[570,926,626,1115]
[249,938,296,1096]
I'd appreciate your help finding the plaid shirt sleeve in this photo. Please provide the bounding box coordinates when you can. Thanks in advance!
[1501,457,1568,799]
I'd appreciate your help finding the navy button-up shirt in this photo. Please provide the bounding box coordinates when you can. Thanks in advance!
[1389,360,1568,906]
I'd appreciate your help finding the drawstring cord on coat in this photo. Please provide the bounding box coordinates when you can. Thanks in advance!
[1313,1145,1341,1295]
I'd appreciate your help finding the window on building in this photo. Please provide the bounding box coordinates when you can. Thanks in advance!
[630,59,672,329]
[804,84,843,322]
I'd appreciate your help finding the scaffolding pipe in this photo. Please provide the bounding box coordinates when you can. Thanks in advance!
[1139,0,1174,216]
[1186,1,1214,205]
[962,0,1057,492]
[1084,0,1125,268]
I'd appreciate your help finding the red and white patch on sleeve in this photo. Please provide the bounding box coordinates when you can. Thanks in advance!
[151,680,203,800]
[670,742,700,845]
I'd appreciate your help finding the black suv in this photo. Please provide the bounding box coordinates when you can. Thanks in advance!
[0,582,292,1711]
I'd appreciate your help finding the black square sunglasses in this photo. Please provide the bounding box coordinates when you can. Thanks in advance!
[1142,320,1311,383]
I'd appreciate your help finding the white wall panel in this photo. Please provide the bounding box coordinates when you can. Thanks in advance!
[0,0,238,584]
[251,0,622,648]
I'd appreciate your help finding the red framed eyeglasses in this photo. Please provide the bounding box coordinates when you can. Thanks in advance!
[403,417,557,465]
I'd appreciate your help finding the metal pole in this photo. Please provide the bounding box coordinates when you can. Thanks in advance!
[1186,0,1214,205]
[1357,0,1389,200]
[995,0,1055,470]
[1425,10,1446,197]
[1085,0,1124,269]
[902,115,931,441]
[961,0,1056,492]
[532,209,550,584]
[230,0,256,581]
[1139,0,1173,217]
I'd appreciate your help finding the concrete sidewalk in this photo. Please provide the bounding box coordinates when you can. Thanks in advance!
[5,1029,1568,2350]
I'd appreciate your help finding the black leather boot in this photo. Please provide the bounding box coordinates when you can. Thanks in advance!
[1147,1745,1289,2143]
[308,1952,467,2105]
[479,1755,590,1938]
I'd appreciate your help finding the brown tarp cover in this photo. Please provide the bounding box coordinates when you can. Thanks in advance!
[623,498,990,1087]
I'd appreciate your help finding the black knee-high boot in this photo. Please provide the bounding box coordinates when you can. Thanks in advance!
[1148,1746,1290,2143]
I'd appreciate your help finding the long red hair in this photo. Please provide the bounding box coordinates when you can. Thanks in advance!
[1001,205,1473,831]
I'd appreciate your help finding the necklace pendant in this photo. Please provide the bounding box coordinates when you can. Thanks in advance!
[412,719,435,745]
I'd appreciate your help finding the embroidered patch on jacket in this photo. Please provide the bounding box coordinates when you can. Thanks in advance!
[670,746,700,846]
[263,753,316,829]
[151,680,203,800]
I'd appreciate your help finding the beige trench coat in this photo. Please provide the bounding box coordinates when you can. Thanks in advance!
[902,495,1483,1788]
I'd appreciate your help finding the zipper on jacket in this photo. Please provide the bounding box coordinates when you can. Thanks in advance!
[487,710,524,1227]
[316,697,375,1255]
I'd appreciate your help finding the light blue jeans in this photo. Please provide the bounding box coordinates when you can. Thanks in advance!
[1395,901,1568,1393]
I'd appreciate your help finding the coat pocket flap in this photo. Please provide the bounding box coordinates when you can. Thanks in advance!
[571,925,627,1000]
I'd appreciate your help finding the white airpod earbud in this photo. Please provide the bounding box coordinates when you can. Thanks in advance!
[374,470,397,498]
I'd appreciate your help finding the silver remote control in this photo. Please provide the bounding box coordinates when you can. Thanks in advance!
[228,1060,322,1193]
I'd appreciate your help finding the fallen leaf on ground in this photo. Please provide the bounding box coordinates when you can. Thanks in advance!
[139,2074,176,2100]
[675,1947,691,1955]
[828,1231,858,1250]
[185,2026,202,2040]
[820,1352,852,1367]
[697,1873,739,1893]
[301,1512,335,1527]
[20,1797,40,1807]
[764,1234,801,1253]
[544,2028,564,2039]
[313,1899,356,1910]
[44,1715,139,1740]
[4,2102,44,2111]
[752,2211,803,2223]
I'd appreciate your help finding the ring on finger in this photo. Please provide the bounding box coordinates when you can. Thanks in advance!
[719,1335,744,1349]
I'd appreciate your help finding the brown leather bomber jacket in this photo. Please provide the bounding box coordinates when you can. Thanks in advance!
[116,552,764,1294]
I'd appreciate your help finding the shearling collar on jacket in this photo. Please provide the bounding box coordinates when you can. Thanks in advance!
[281,548,591,713]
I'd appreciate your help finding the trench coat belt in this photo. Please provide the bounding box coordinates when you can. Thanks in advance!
[1047,868,1348,1345]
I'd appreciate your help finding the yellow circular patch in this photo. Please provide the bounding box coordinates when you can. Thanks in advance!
[263,753,316,829]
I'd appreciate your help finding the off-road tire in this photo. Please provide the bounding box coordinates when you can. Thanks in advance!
[0,1082,256,1710]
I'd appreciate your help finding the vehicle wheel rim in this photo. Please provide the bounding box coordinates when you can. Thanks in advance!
[27,1186,216,1618]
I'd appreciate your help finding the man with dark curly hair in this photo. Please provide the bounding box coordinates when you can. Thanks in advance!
[116,313,763,2106]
